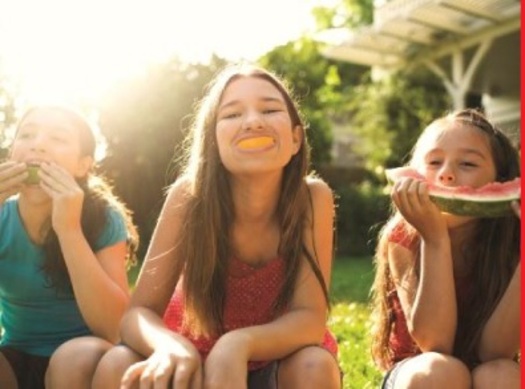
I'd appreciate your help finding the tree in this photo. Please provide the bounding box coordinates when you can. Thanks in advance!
[96,56,227,251]
[259,37,368,168]
[0,62,18,160]
[346,67,451,175]
[312,0,374,30]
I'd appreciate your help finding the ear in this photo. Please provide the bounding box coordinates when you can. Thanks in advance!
[74,155,94,178]
[291,125,303,155]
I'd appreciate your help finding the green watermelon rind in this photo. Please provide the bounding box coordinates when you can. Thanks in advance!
[385,167,520,218]
[430,196,514,217]
[24,165,40,185]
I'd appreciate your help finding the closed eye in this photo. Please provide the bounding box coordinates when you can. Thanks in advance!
[16,132,33,140]
[220,112,241,120]
[427,160,442,167]
[262,108,282,114]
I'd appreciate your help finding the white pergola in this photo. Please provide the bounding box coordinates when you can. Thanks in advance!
[318,0,520,111]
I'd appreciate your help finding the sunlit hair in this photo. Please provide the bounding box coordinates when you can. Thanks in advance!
[14,105,139,291]
[173,64,330,336]
[370,108,520,370]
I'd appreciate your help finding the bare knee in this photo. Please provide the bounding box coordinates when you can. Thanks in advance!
[92,345,143,389]
[396,353,471,389]
[46,336,113,389]
[278,346,340,389]
[472,359,520,389]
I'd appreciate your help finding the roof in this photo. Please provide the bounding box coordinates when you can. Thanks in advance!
[318,0,521,68]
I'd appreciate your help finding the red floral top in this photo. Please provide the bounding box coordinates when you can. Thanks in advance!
[163,256,338,370]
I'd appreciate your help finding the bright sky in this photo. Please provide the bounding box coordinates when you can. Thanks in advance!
[0,0,336,105]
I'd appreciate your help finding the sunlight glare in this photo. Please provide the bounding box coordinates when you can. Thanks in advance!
[0,0,330,106]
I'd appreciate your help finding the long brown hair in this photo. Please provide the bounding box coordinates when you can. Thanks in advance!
[14,106,139,292]
[174,64,330,336]
[370,108,520,370]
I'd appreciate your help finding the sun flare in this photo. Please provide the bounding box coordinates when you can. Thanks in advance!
[0,0,328,106]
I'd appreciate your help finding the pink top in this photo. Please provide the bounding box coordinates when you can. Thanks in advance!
[163,256,338,370]
[387,222,473,366]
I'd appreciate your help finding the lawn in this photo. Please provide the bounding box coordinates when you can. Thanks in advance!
[329,257,383,388]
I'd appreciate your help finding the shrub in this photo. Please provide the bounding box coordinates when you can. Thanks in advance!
[334,181,390,257]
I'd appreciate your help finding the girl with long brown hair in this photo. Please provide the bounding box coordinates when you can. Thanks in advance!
[371,109,520,388]
[0,105,138,388]
[92,64,341,388]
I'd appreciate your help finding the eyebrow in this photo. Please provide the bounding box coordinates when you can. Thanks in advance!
[427,148,489,160]
[218,96,285,112]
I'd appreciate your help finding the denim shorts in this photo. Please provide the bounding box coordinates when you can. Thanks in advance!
[248,354,343,388]
[381,358,411,389]
[248,361,279,389]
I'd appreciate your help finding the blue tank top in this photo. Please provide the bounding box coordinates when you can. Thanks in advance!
[0,197,128,356]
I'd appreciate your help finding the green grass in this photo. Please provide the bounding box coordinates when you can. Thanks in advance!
[329,257,383,388]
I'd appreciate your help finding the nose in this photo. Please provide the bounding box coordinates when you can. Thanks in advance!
[29,132,48,152]
[242,109,263,131]
[438,166,455,184]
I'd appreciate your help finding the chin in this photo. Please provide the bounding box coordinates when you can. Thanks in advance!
[21,186,51,203]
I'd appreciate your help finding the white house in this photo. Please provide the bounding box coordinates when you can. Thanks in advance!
[318,0,520,139]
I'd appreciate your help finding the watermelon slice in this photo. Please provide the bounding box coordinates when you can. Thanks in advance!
[24,164,41,185]
[385,167,520,218]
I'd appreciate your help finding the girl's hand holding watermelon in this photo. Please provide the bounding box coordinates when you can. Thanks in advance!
[0,161,28,204]
[391,176,448,244]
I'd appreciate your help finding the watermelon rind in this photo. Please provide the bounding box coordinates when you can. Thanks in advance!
[385,167,520,218]
[25,165,40,185]
[430,196,514,217]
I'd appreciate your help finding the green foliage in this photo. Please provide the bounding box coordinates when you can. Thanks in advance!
[347,68,451,173]
[0,66,17,160]
[333,181,390,257]
[259,37,368,167]
[96,56,228,249]
[312,0,374,29]
[329,258,383,388]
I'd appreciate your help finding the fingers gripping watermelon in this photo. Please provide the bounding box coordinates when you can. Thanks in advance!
[385,167,521,218]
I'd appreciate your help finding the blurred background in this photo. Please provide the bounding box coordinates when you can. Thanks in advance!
[0,0,520,386]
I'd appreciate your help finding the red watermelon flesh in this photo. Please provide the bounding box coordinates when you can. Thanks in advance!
[385,167,520,217]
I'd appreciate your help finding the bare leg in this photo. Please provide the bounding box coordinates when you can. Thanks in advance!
[45,336,114,389]
[472,358,520,389]
[0,353,17,389]
[390,352,471,389]
[92,344,144,389]
[278,346,341,389]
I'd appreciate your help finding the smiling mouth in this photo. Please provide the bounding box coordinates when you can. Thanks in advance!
[237,136,275,150]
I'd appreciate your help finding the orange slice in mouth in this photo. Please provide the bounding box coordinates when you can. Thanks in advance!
[237,136,274,150]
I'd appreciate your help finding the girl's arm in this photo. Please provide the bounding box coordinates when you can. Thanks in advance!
[390,178,457,353]
[389,241,457,354]
[58,236,128,343]
[120,179,190,354]
[209,178,334,363]
[118,180,203,388]
[40,162,129,342]
[478,262,520,361]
